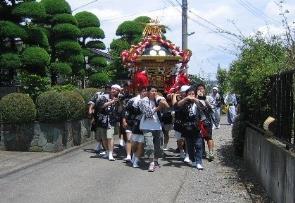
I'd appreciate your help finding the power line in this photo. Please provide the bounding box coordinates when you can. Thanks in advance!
[72,0,99,12]
[236,0,280,24]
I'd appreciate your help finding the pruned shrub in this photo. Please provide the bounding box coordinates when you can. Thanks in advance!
[61,91,85,120]
[36,90,85,122]
[77,88,99,103]
[0,93,36,124]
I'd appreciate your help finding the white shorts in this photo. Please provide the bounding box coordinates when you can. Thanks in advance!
[132,134,144,143]
[174,131,183,141]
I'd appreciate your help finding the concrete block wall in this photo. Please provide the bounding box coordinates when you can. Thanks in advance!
[244,126,295,203]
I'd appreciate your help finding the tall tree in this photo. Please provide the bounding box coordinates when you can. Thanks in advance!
[0,0,49,83]
[110,16,151,80]
[40,0,82,84]
[75,11,108,85]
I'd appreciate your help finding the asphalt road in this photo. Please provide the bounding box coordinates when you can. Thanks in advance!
[0,139,189,203]
[1,116,266,203]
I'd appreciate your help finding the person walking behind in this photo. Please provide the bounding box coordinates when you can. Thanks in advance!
[129,87,147,168]
[224,92,237,125]
[88,84,122,161]
[119,83,133,147]
[139,86,169,172]
[177,87,204,170]
[208,87,222,129]
[121,87,145,163]
[172,85,190,162]
[196,84,215,162]
[88,84,111,154]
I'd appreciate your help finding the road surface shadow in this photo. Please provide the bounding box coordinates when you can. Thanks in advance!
[218,143,274,203]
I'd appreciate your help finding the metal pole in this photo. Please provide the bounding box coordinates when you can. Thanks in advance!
[182,0,188,50]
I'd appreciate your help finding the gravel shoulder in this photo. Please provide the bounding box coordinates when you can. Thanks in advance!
[175,116,273,203]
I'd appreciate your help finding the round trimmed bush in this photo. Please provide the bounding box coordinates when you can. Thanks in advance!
[49,62,72,75]
[80,27,104,39]
[55,40,81,54]
[86,40,106,50]
[12,2,46,18]
[77,88,99,103]
[53,23,81,39]
[0,21,27,39]
[89,56,107,68]
[36,91,67,122]
[0,93,36,124]
[36,90,85,122]
[21,46,50,68]
[0,53,21,69]
[61,91,85,120]
[75,11,100,28]
[52,14,77,25]
[41,0,71,15]
[89,71,111,87]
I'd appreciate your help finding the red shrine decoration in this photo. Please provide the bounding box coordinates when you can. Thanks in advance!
[121,19,191,93]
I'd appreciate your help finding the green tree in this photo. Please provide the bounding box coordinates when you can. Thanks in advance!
[216,65,228,95]
[40,0,82,85]
[75,11,109,84]
[227,35,288,122]
[110,16,151,80]
[0,0,50,86]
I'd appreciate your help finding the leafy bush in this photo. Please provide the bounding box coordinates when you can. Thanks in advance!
[77,88,99,103]
[80,27,104,39]
[67,54,84,65]
[61,91,85,120]
[0,21,27,39]
[12,1,46,19]
[49,62,72,75]
[86,40,106,50]
[19,73,51,101]
[26,27,49,48]
[41,0,71,15]
[55,40,81,54]
[0,53,21,69]
[36,91,67,122]
[50,84,76,92]
[75,11,100,28]
[89,71,111,87]
[21,47,50,68]
[36,90,85,122]
[89,56,107,68]
[0,93,36,124]
[52,23,81,39]
[52,14,77,25]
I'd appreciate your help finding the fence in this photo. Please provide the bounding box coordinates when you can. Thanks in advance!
[267,70,295,149]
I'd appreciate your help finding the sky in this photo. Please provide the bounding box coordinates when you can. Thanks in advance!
[66,0,295,80]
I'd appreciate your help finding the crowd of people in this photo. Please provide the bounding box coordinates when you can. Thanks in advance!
[88,83,237,172]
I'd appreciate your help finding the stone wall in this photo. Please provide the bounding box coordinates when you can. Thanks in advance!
[0,119,94,152]
[244,126,295,203]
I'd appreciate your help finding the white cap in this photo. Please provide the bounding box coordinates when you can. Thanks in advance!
[180,85,190,93]
[111,84,122,90]
[213,87,218,91]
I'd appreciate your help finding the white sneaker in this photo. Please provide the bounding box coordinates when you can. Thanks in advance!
[163,144,168,151]
[184,156,190,163]
[191,162,197,167]
[196,164,204,170]
[108,155,115,161]
[132,160,139,168]
[99,151,106,155]
[217,124,220,129]
[212,126,216,130]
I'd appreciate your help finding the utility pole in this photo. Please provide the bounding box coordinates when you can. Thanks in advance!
[182,0,188,50]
